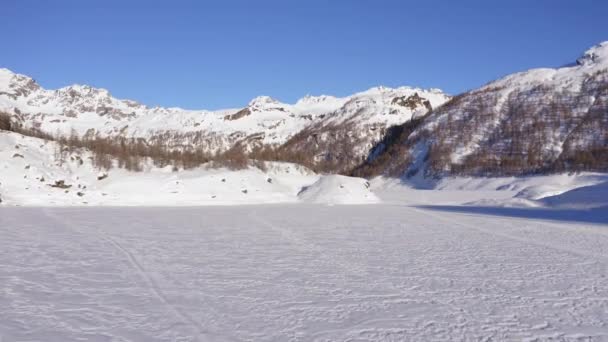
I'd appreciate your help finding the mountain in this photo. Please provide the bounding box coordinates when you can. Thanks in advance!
[356,41,608,178]
[0,68,449,172]
[2,42,607,179]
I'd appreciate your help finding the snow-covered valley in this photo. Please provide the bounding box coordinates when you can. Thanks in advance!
[1,204,607,341]
[2,128,608,340]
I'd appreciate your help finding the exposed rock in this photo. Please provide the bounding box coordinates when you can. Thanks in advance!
[224,108,251,121]
[391,93,432,111]
[50,180,71,189]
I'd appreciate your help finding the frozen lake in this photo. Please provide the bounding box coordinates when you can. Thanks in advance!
[1,205,607,341]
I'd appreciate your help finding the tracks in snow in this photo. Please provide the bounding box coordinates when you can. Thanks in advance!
[3,206,605,341]
[41,208,235,342]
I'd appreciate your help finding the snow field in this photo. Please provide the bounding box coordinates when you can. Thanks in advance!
[0,205,607,341]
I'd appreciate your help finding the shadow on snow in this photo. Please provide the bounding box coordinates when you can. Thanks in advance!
[417,205,608,225]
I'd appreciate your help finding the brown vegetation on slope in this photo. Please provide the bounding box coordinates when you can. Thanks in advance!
[0,111,249,172]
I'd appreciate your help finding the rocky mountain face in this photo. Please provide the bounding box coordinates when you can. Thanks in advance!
[0,68,449,172]
[356,42,608,178]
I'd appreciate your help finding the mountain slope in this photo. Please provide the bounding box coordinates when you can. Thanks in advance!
[357,41,608,177]
[0,129,322,205]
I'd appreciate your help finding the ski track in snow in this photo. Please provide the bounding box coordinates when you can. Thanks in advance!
[1,205,607,341]
[44,208,238,342]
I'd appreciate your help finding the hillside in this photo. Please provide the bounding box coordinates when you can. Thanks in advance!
[356,41,608,178]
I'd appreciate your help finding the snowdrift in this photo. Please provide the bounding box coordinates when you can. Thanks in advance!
[370,173,608,208]
[298,175,379,205]
[540,181,608,209]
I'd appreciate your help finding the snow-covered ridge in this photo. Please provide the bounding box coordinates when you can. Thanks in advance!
[0,68,450,157]
[389,41,608,176]
[482,41,608,93]
[576,41,608,66]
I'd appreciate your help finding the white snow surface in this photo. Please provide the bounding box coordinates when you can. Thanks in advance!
[371,173,608,209]
[541,181,608,209]
[297,175,378,205]
[1,203,607,341]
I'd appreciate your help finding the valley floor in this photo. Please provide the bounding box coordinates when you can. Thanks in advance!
[1,205,607,341]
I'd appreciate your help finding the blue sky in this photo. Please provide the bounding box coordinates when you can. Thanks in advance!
[2,0,608,109]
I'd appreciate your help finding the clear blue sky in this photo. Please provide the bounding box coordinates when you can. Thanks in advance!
[2,0,608,109]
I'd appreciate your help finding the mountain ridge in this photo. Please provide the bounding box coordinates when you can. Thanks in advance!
[355,41,608,178]
[0,67,449,171]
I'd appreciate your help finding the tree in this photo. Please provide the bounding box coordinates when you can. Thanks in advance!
[0,112,11,131]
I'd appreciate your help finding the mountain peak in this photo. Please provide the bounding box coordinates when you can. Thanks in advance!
[576,41,608,66]
[247,96,283,109]
[57,84,111,98]
[0,68,40,95]
[295,94,338,106]
[0,67,15,76]
[0,68,35,82]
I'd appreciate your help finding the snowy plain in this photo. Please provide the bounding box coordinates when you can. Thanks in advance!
[1,198,608,341]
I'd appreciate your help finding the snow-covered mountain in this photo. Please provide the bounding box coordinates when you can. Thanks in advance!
[2,41,607,179]
[359,41,608,177]
[0,68,449,170]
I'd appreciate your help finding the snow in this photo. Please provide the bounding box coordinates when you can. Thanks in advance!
[1,204,607,341]
[541,181,608,209]
[297,175,378,205]
[486,41,608,93]
[371,173,608,209]
[577,41,608,66]
[0,68,13,90]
